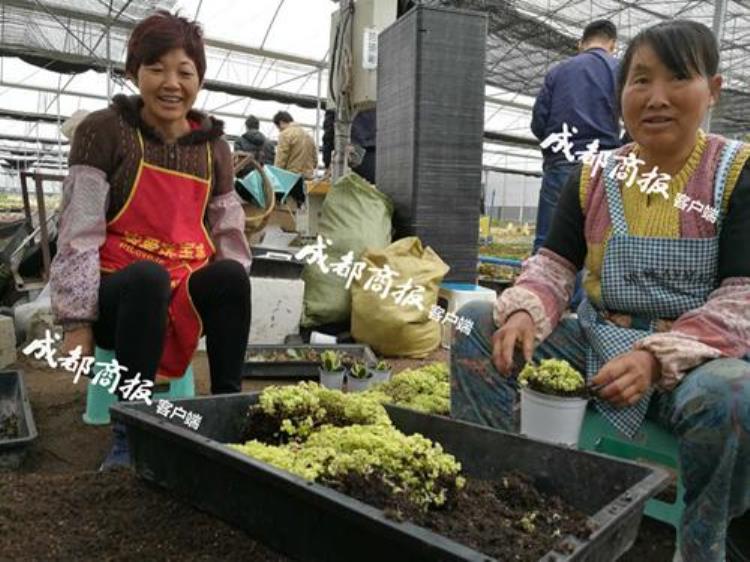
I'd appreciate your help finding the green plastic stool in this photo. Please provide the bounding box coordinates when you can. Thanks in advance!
[579,408,685,542]
[82,347,196,425]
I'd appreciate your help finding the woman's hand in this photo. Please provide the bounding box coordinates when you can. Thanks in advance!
[592,350,661,407]
[61,326,95,358]
[492,310,536,375]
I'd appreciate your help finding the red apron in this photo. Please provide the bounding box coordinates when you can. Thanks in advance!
[100,129,216,378]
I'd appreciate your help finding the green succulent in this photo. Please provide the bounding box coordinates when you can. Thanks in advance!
[373,359,391,371]
[320,350,343,372]
[349,361,369,379]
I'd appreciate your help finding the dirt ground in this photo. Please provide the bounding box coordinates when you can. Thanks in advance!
[0,349,676,561]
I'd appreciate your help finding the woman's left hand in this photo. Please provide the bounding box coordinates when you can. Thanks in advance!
[591,350,662,407]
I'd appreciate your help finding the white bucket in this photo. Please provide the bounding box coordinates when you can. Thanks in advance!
[368,369,391,386]
[319,369,345,390]
[347,376,372,393]
[520,387,588,447]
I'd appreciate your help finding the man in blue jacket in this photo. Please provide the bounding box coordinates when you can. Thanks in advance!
[531,19,621,309]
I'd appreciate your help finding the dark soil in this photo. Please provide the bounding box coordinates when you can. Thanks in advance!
[0,411,19,439]
[239,402,351,444]
[332,472,591,561]
[0,468,287,562]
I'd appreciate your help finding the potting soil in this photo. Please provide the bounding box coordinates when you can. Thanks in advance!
[334,472,592,561]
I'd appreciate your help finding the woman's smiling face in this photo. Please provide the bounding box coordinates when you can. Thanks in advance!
[135,48,201,128]
[621,44,721,155]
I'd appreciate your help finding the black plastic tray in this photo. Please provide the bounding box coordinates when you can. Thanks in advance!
[243,344,378,379]
[0,370,38,469]
[249,247,305,279]
[112,393,669,562]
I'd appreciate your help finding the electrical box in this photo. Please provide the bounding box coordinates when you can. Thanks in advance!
[327,0,397,110]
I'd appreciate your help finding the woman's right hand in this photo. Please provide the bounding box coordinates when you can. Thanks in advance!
[492,310,536,375]
[62,326,95,358]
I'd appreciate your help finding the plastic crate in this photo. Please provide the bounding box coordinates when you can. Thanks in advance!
[112,393,670,562]
[0,370,38,469]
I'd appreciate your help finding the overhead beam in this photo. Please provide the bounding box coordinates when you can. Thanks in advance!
[483,165,542,178]
[0,133,69,145]
[0,47,327,109]
[485,95,533,111]
[0,80,318,129]
[484,130,539,149]
[0,0,326,69]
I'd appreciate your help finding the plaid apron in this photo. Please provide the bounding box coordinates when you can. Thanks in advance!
[577,140,742,437]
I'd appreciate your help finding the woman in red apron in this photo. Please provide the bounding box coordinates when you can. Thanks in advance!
[50,11,252,470]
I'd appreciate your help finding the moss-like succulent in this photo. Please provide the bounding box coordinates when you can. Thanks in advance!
[231,423,464,510]
[517,359,586,397]
[367,362,450,415]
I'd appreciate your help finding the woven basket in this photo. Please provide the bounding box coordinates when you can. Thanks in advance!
[233,152,275,235]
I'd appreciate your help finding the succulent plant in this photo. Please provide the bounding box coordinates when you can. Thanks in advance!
[320,350,343,372]
[349,361,370,379]
[373,359,391,372]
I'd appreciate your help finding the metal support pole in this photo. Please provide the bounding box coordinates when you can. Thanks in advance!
[106,4,113,103]
[705,0,728,133]
[315,68,322,156]
[33,174,51,281]
[19,168,32,230]
[332,0,353,182]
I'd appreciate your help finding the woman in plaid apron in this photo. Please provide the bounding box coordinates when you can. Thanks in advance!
[452,20,750,562]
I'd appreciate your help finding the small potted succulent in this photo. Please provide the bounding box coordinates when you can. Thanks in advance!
[319,350,346,390]
[347,361,372,393]
[517,359,588,447]
[367,359,392,386]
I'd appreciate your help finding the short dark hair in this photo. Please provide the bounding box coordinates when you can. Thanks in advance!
[126,10,206,82]
[273,111,293,126]
[245,115,260,130]
[617,20,719,114]
[581,20,617,44]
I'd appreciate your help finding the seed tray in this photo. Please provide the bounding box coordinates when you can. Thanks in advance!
[243,344,378,379]
[0,370,38,469]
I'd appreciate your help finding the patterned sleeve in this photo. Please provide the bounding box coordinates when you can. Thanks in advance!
[208,138,252,271]
[634,278,750,390]
[493,248,577,342]
[50,166,109,328]
[50,111,118,329]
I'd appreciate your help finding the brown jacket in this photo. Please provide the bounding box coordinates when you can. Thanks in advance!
[274,123,317,178]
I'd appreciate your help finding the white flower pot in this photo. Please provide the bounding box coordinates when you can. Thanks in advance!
[367,369,391,386]
[520,387,588,447]
[319,368,345,390]
[347,375,372,393]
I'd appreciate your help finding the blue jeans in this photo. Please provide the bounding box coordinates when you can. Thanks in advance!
[451,300,750,562]
[533,160,583,309]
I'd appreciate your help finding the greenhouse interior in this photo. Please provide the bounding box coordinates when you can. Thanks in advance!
[0,0,748,560]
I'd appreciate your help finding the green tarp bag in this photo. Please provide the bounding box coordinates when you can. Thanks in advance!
[301,173,393,327]
[351,237,450,358]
